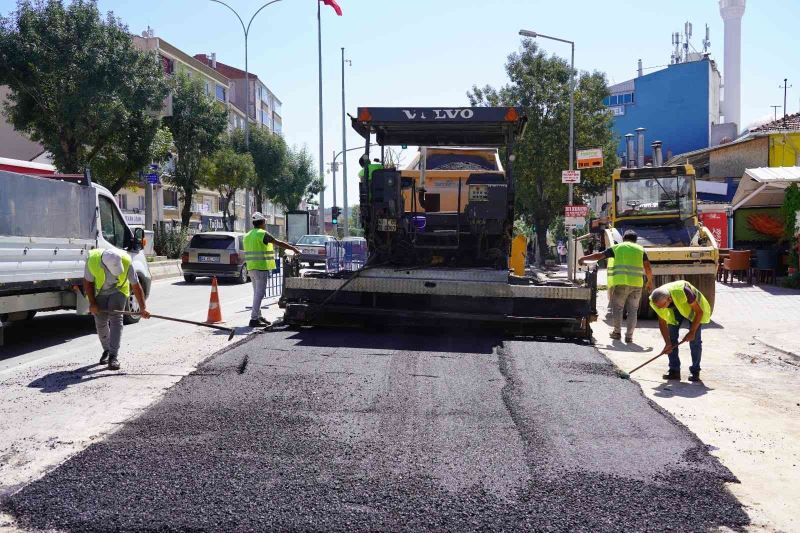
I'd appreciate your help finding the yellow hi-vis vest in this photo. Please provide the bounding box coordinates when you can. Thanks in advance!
[244,229,276,271]
[649,280,712,326]
[607,242,645,288]
[87,249,132,298]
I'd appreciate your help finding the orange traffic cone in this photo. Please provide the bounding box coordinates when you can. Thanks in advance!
[206,277,223,324]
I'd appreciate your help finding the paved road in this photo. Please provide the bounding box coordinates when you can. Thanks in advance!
[0,276,281,499]
[4,327,749,532]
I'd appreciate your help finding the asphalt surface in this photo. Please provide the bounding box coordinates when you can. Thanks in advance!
[4,327,749,532]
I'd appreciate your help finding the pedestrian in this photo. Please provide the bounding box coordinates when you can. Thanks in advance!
[244,212,301,328]
[83,248,150,371]
[649,280,712,382]
[579,229,654,343]
[557,241,567,264]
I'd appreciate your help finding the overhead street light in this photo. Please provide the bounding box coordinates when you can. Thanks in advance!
[210,0,283,227]
[519,28,577,280]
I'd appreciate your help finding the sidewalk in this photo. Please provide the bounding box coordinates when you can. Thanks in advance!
[593,272,800,532]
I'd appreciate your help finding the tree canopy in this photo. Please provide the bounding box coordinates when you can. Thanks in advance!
[164,73,228,226]
[277,145,322,213]
[468,40,617,261]
[0,0,168,182]
[201,142,256,231]
[230,127,287,212]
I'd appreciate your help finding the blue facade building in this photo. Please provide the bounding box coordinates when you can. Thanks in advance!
[606,58,721,162]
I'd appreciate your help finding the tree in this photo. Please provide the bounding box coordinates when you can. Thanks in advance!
[276,145,323,213]
[230,127,287,212]
[91,126,174,193]
[164,73,228,226]
[468,40,617,263]
[348,204,364,237]
[200,143,256,231]
[0,0,168,181]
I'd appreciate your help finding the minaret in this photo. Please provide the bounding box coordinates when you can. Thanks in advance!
[719,0,745,130]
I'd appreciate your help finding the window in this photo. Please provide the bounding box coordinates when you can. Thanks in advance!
[260,109,272,128]
[189,234,235,250]
[116,194,128,210]
[273,100,281,115]
[99,196,128,248]
[163,189,178,208]
[215,84,226,102]
[205,81,210,95]
[273,118,282,135]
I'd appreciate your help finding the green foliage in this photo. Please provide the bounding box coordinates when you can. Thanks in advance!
[0,0,168,180]
[230,127,288,211]
[348,204,364,236]
[92,126,174,193]
[153,226,187,259]
[468,39,616,263]
[781,272,800,290]
[783,183,800,269]
[276,145,322,213]
[200,140,256,230]
[164,73,228,225]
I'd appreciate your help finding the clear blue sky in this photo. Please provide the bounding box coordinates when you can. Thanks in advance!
[1,0,798,207]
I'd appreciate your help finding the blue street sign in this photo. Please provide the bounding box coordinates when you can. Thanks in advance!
[146,173,159,184]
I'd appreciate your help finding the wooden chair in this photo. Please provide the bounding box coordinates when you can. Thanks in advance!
[717,248,731,282]
[722,250,752,284]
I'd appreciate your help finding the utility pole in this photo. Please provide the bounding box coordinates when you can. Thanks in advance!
[341,47,351,237]
[771,105,782,121]
[317,1,325,234]
[780,78,792,122]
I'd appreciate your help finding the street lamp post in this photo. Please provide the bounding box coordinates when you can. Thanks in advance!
[519,29,576,280]
[341,47,352,237]
[210,0,283,228]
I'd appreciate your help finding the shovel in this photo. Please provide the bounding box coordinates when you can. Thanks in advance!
[112,311,236,341]
[617,340,686,379]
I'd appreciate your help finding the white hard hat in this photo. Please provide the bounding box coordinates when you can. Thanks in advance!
[251,212,266,222]
[101,249,124,276]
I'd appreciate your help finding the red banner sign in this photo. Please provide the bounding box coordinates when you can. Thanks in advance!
[565,205,590,217]
[700,211,728,248]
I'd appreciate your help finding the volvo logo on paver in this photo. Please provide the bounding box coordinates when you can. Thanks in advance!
[402,109,475,120]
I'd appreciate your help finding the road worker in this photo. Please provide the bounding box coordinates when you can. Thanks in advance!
[579,229,654,343]
[244,212,301,328]
[649,280,712,382]
[84,248,150,370]
[358,154,384,180]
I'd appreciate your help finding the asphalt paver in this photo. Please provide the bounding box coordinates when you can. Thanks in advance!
[4,328,749,532]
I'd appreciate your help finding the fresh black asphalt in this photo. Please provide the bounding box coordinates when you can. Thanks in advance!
[4,328,749,532]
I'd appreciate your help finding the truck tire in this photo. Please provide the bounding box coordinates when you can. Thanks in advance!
[183,274,196,283]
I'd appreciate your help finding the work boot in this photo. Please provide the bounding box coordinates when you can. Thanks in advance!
[688,372,702,382]
[609,331,622,340]
[662,370,681,380]
[258,317,272,327]
[249,319,264,328]
[108,357,121,371]
[625,335,634,343]
[99,350,109,365]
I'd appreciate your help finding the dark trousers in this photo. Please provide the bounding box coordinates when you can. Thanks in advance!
[668,318,702,374]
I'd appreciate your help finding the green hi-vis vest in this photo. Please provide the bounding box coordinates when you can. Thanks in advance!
[358,163,384,180]
[244,229,276,271]
[607,242,645,288]
[649,280,712,326]
[87,249,132,298]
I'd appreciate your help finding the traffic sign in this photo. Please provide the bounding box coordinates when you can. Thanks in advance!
[565,205,590,217]
[146,173,159,184]
[561,170,581,184]
[565,216,586,229]
[577,148,603,169]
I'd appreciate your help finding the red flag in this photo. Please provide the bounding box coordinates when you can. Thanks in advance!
[320,0,342,16]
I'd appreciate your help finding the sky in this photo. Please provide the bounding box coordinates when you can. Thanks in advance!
[1,0,798,208]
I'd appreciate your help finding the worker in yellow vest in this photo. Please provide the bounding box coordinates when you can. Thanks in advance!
[84,248,150,370]
[244,212,301,328]
[579,230,653,343]
[650,280,712,382]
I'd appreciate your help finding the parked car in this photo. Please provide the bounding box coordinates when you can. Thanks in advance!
[181,232,249,284]
[296,234,337,267]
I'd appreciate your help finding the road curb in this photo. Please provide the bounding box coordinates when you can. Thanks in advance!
[147,260,182,281]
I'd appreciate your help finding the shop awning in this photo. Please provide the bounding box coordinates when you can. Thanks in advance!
[731,167,800,210]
